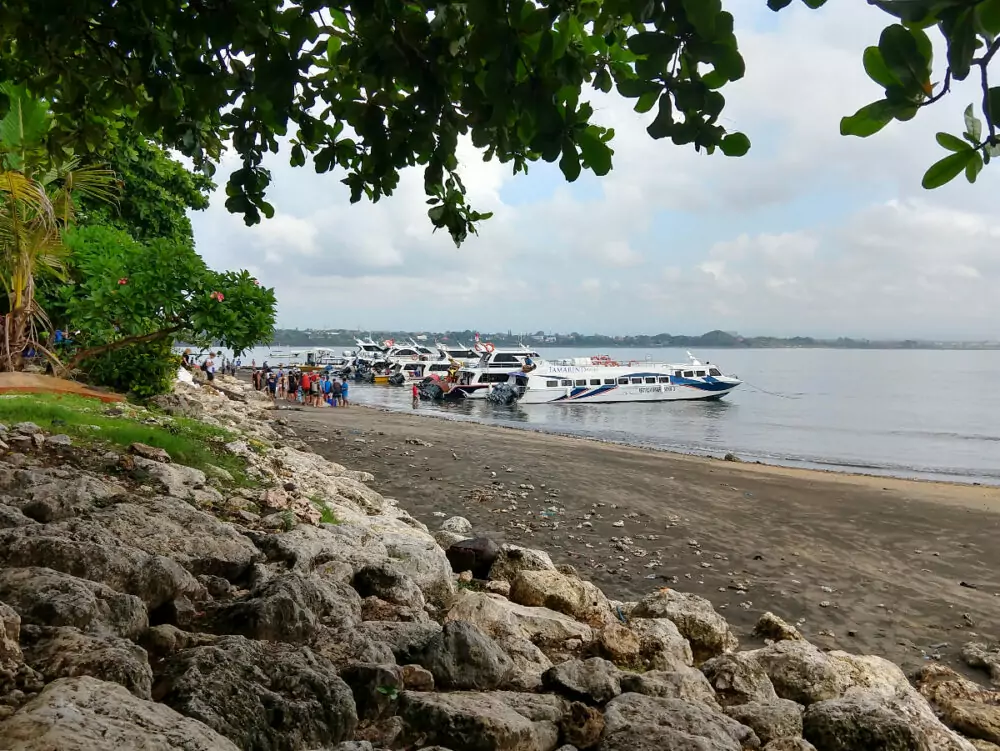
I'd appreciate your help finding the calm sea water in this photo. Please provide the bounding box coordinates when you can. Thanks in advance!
[225,347,1000,486]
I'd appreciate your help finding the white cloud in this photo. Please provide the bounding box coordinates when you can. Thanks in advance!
[190,2,1000,339]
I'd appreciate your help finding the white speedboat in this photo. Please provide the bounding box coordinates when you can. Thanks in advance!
[454,347,740,403]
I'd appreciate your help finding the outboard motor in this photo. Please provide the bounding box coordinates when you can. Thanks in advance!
[388,372,406,386]
[486,382,519,405]
[417,377,444,401]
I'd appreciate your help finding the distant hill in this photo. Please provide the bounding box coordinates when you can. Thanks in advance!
[261,328,999,350]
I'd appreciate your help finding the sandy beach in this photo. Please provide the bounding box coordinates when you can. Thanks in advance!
[283,403,1000,677]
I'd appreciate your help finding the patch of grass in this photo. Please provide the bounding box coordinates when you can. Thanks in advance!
[309,494,340,525]
[0,394,256,488]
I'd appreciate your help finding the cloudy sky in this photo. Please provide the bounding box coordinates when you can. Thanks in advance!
[191,2,1000,340]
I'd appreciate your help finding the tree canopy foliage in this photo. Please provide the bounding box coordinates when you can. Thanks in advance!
[1,0,998,246]
[52,225,277,370]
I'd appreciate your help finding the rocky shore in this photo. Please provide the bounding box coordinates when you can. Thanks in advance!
[0,375,999,750]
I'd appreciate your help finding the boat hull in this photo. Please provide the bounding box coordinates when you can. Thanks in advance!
[517,381,737,404]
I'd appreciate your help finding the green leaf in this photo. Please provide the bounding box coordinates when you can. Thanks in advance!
[947,9,977,81]
[977,0,1000,35]
[921,150,974,189]
[965,151,984,183]
[767,0,793,9]
[964,103,982,142]
[987,87,1000,127]
[935,132,971,152]
[326,35,342,60]
[681,0,721,38]
[862,47,899,89]
[577,127,613,176]
[627,31,677,56]
[878,24,931,95]
[559,142,581,182]
[840,100,895,137]
[719,132,750,157]
[646,93,674,139]
[634,90,659,114]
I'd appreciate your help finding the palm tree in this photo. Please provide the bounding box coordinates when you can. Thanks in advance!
[0,83,116,371]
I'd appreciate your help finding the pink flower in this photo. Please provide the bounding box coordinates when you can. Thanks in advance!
[252,278,259,285]
[211,291,225,302]
[118,278,128,285]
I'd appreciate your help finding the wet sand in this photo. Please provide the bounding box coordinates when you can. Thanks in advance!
[283,403,1000,676]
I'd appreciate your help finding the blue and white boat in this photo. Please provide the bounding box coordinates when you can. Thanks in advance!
[453,346,740,404]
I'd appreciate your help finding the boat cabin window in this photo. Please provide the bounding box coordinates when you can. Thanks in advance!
[630,378,642,384]
[561,380,572,386]
[604,379,615,385]
[709,368,721,376]
[546,380,558,387]
[683,370,694,377]
[481,373,510,383]
[618,377,629,385]
[696,370,706,377]
[674,370,683,377]
[589,379,601,386]
[658,376,670,383]
[574,379,586,387]
[492,353,525,364]
[644,377,656,384]
[429,364,450,372]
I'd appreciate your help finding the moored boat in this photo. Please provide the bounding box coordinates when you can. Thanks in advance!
[455,347,741,404]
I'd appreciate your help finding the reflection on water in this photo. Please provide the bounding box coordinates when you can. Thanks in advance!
[294,347,1000,486]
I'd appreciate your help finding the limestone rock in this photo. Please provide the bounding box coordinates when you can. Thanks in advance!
[701,652,779,707]
[381,531,455,605]
[601,692,760,751]
[562,701,605,750]
[1,601,21,690]
[414,620,515,690]
[724,700,804,745]
[353,564,426,608]
[129,442,171,463]
[619,666,720,709]
[0,502,34,529]
[489,544,556,582]
[152,635,358,751]
[753,612,805,643]
[628,617,695,671]
[130,456,221,502]
[0,522,204,609]
[446,591,594,649]
[398,691,560,751]
[441,516,473,535]
[90,496,261,580]
[510,570,611,628]
[434,529,470,549]
[0,676,240,750]
[359,620,442,662]
[802,695,923,751]
[915,663,1000,746]
[631,589,738,663]
[6,470,124,523]
[203,571,361,642]
[402,663,435,691]
[361,595,429,623]
[21,625,152,699]
[543,658,622,704]
[763,741,817,751]
[248,522,389,573]
[963,643,1000,687]
[748,641,849,706]
[339,662,404,721]
[0,567,147,638]
[447,537,500,579]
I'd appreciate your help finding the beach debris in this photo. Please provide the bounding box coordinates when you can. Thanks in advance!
[612,521,625,528]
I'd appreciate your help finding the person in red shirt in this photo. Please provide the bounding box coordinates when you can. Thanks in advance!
[411,382,419,409]
[300,372,312,406]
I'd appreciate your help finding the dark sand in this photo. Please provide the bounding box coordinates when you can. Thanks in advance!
[283,403,1000,676]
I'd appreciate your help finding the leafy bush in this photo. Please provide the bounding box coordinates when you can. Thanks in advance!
[82,339,179,399]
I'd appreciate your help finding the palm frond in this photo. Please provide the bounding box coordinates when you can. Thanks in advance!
[0,171,55,225]
[0,83,51,170]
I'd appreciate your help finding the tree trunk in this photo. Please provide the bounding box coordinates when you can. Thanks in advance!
[63,325,184,372]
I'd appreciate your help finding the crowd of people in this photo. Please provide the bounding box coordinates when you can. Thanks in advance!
[251,365,350,408]
[180,350,241,382]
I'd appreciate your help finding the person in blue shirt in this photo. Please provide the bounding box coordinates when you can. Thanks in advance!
[340,377,350,407]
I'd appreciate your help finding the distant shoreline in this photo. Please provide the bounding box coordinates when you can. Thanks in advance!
[252,343,1000,351]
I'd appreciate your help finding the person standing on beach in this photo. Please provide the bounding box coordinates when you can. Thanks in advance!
[340,377,350,407]
[411,382,419,409]
[205,354,216,382]
[331,377,342,407]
